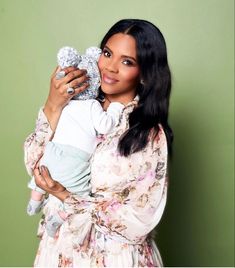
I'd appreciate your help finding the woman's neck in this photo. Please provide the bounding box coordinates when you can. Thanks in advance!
[99,91,136,110]
[104,91,136,106]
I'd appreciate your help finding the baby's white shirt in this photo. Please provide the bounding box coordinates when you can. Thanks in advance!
[52,99,124,154]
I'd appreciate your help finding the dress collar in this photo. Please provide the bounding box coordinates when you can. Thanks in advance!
[124,95,139,109]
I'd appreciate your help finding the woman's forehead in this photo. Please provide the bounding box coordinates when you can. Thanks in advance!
[105,33,137,59]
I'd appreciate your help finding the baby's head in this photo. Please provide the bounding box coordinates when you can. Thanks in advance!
[57,46,101,100]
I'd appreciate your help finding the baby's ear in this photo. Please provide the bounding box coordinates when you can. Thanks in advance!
[85,47,102,61]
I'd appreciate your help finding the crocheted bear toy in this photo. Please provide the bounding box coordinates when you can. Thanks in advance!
[57,46,102,100]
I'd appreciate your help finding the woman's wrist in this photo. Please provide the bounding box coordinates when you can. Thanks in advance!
[44,98,64,114]
[51,189,70,201]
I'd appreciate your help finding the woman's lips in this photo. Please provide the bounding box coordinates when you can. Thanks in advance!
[102,74,119,84]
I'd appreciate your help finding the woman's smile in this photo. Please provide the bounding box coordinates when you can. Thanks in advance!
[102,73,119,85]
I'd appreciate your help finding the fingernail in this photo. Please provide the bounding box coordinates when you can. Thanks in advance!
[55,71,65,80]
[41,165,46,171]
[83,82,89,86]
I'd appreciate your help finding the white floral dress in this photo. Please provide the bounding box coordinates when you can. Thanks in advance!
[24,99,168,267]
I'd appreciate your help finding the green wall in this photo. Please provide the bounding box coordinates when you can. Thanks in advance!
[0,0,234,266]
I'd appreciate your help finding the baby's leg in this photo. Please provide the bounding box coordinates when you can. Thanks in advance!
[27,190,44,216]
[46,210,67,238]
[31,190,44,201]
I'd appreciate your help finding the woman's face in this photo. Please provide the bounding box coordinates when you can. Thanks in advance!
[98,33,140,103]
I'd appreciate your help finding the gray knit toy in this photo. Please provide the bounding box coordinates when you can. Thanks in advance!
[57,46,101,100]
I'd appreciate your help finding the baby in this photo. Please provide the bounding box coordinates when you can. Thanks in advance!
[27,46,124,237]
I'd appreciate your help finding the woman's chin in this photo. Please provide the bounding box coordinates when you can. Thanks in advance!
[100,83,117,95]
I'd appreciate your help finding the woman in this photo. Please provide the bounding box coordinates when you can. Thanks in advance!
[24,19,173,267]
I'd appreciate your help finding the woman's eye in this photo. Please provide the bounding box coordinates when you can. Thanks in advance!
[123,59,134,66]
[103,49,111,57]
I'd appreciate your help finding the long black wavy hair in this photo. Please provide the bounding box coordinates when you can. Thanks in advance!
[100,19,173,156]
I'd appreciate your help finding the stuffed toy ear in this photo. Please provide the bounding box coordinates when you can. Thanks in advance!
[85,47,102,62]
[57,46,81,68]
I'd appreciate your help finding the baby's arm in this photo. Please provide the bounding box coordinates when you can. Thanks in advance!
[91,101,124,134]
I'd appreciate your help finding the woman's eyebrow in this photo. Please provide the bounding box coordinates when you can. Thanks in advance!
[104,45,137,62]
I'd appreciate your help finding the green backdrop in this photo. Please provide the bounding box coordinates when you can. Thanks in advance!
[0,0,234,266]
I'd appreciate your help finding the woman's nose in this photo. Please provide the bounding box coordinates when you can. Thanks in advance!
[105,59,118,73]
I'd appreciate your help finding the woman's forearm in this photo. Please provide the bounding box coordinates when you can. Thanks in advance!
[43,99,63,131]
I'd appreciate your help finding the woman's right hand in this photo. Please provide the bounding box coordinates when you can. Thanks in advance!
[44,66,89,130]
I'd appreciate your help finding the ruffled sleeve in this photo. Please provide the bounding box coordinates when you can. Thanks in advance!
[63,127,168,244]
[24,108,54,176]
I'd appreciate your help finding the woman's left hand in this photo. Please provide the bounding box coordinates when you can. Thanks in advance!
[33,165,70,201]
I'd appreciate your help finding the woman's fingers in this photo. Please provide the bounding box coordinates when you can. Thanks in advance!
[33,166,56,191]
[40,166,56,188]
[72,82,90,95]
[63,69,88,85]
[53,67,87,82]
[33,166,69,201]
[66,74,89,89]
[40,166,66,193]
[53,66,75,79]
[52,67,89,96]
[33,167,49,190]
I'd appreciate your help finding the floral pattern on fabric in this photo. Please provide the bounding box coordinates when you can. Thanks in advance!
[24,108,54,176]
[24,100,168,267]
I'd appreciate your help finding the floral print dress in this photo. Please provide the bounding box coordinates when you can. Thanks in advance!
[24,99,168,267]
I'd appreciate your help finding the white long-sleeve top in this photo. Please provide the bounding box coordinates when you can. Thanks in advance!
[52,99,124,154]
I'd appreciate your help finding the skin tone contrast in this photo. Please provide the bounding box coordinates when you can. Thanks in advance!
[34,33,141,201]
